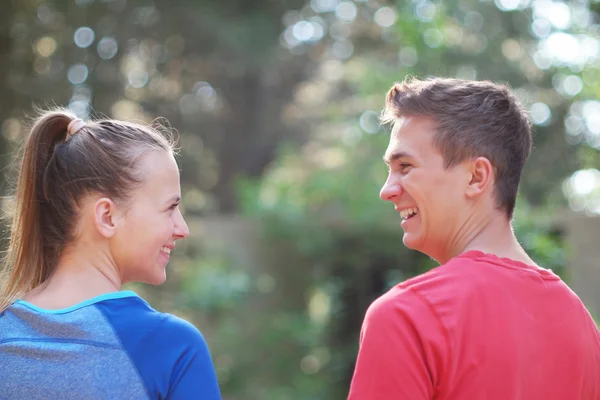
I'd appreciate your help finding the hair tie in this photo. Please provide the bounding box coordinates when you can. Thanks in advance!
[67,118,86,138]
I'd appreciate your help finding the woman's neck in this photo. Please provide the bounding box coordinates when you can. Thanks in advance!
[22,245,122,309]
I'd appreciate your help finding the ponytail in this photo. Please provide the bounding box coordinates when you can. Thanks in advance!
[0,110,74,312]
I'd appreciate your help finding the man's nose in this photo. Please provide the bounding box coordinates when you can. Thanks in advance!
[380,178,403,202]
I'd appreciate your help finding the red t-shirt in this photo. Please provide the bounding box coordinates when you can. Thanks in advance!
[348,250,600,399]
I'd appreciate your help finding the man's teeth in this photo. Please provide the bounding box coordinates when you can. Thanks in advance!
[161,247,171,255]
[400,207,418,219]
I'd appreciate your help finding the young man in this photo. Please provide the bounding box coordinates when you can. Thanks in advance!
[347,77,600,399]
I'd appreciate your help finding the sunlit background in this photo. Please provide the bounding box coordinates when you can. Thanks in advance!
[2,0,600,398]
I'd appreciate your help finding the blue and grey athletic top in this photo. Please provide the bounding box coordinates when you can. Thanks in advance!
[0,291,221,399]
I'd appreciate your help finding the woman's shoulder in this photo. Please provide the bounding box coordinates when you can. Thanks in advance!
[97,293,217,395]
[95,291,208,349]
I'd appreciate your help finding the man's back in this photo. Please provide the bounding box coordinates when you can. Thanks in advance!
[348,250,600,399]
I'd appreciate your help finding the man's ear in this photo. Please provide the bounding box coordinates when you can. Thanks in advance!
[94,197,119,238]
[465,157,493,198]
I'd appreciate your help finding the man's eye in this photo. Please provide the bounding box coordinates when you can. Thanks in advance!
[400,163,411,170]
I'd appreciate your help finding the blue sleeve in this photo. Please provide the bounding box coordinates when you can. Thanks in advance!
[163,316,222,400]
[96,300,221,400]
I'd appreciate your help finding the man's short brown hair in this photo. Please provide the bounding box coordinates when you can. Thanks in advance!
[382,77,533,219]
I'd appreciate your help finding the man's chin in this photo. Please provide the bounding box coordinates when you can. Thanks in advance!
[402,233,421,251]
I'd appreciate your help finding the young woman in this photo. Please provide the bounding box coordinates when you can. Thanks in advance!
[0,109,221,399]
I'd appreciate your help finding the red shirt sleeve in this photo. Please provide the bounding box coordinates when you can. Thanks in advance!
[347,287,447,400]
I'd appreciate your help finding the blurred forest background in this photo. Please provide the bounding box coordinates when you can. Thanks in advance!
[2,0,600,398]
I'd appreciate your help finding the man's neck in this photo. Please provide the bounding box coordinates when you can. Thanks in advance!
[459,215,537,267]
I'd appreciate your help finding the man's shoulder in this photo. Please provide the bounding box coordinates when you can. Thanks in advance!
[362,283,437,332]
[399,254,474,292]
[373,252,491,315]
[361,254,489,338]
[364,257,465,316]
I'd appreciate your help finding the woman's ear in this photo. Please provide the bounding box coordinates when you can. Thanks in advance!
[93,197,119,238]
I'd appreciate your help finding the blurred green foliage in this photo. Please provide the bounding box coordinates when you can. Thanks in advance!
[3,0,598,398]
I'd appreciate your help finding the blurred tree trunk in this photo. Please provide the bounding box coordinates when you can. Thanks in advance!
[212,62,308,211]
[142,0,310,213]
[0,2,15,183]
[0,4,13,109]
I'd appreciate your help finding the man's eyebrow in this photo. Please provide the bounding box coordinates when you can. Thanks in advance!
[383,151,412,164]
